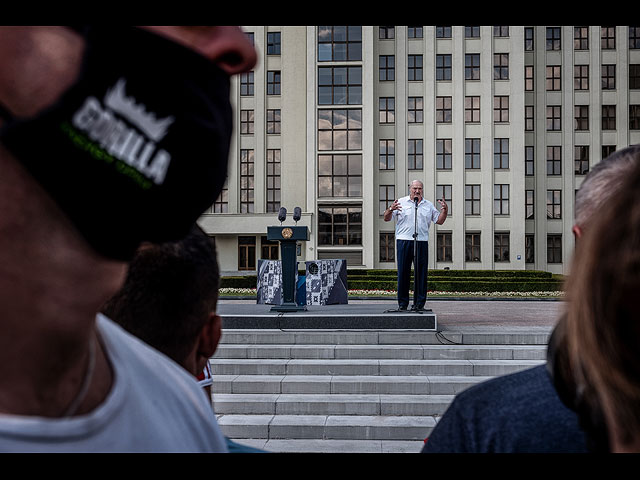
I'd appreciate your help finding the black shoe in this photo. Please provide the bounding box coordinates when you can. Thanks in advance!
[398,305,408,311]
[411,304,424,311]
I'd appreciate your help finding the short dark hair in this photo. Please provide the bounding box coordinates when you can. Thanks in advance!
[102,224,219,364]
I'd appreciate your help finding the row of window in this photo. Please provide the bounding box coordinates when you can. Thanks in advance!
[239,61,640,101]
[235,230,562,270]
[380,232,562,264]
[252,27,640,61]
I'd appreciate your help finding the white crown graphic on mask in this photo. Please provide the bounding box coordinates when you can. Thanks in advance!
[104,78,174,142]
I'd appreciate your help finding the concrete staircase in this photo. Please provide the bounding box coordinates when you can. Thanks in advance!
[210,327,551,453]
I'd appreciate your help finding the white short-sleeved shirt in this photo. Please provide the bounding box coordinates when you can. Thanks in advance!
[391,195,440,241]
[0,314,228,453]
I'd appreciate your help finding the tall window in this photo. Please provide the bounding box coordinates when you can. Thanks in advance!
[379,55,395,81]
[465,185,481,215]
[575,65,589,90]
[318,109,362,151]
[630,64,640,89]
[437,232,453,262]
[379,97,395,124]
[465,138,481,169]
[575,106,589,131]
[436,139,452,170]
[379,232,395,262]
[602,64,616,90]
[602,105,617,130]
[525,65,534,91]
[547,235,562,263]
[408,139,423,170]
[631,26,640,49]
[261,236,279,260]
[240,72,254,96]
[210,180,228,213]
[575,146,590,175]
[494,233,510,262]
[525,146,535,176]
[379,26,394,39]
[266,149,281,213]
[318,66,362,105]
[240,149,254,213]
[436,54,452,81]
[318,205,362,246]
[318,26,362,62]
[408,97,423,123]
[465,53,480,80]
[266,109,281,134]
[494,96,509,123]
[494,26,509,37]
[547,106,562,131]
[524,27,534,51]
[494,53,509,80]
[547,190,562,219]
[465,233,481,262]
[547,146,561,176]
[408,54,423,81]
[266,31,281,55]
[525,105,535,131]
[436,185,452,216]
[436,96,452,123]
[379,140,395,170]
[630,105,640,130]
[436,26,452,38]
[494,184,509,215]
[465,26,480,38]
[238,236,256,271]
[526,190,535,219]
[379,185,395,215]
[408,26,423,38]
[574,26,589,49]
[494,138,509,169]
[525,235,535,263]
[546,27,561,50]
[267,70,281,95]
[546,66,561,91]
[465,96,480,123]
[240,109,254,134]
[318,154,362,197]
[601,26,616,49]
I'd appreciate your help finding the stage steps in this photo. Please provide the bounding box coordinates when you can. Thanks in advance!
[210,328,551,453]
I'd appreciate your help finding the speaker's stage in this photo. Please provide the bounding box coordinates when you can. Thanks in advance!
[217,302,437,330]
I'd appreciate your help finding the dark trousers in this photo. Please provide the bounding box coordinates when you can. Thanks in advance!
[396,239,428,309]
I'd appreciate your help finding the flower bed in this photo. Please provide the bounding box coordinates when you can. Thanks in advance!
[219,287,564,298]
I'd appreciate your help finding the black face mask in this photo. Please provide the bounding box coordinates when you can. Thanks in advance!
[0,26,232,260]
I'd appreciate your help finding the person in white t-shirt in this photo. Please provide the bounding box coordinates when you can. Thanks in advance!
[0,26,256,452]
[383,180,448,311]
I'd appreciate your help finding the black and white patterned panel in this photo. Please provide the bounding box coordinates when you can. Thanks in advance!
[305,259,348,305]
[256,259,282,305]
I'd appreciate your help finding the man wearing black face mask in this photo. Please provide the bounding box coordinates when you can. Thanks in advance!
[0,26,256,452]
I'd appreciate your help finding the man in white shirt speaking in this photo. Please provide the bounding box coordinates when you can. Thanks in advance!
[383,180,448,311]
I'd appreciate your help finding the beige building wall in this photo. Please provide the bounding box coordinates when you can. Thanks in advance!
[200,25,640,275]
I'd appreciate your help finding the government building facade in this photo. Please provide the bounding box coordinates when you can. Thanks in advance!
[197,26,640,275]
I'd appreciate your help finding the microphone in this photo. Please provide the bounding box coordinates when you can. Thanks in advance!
[414,197,419,207]
[278,207,287,224]
[293,207,301,224]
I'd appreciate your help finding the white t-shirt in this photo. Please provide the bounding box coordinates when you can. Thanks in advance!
[391,195,440,241]
[0,314,228,453]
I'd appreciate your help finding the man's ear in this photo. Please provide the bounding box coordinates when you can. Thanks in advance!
[572,224,583,239]
[196,312,222,365]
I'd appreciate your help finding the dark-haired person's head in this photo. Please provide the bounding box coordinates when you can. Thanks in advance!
[102,225,221,377]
